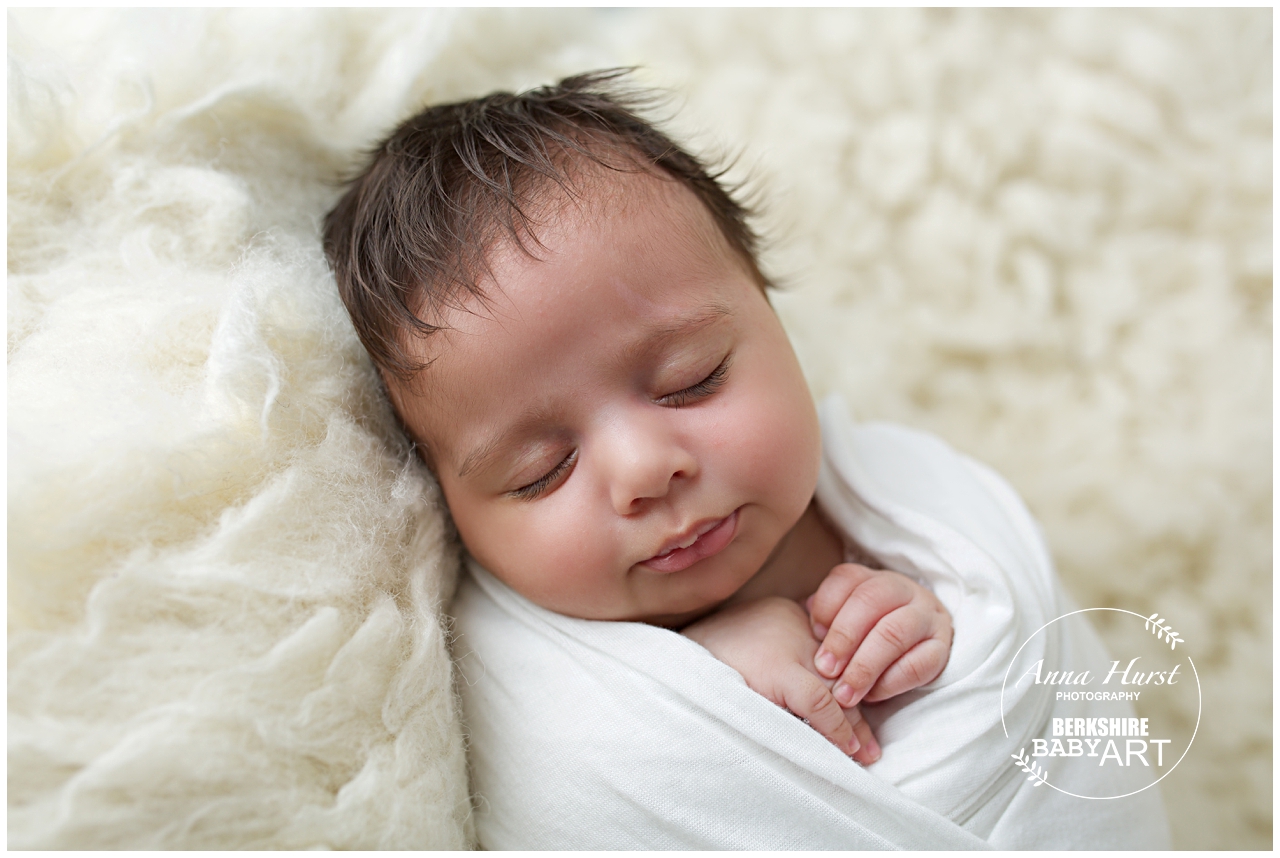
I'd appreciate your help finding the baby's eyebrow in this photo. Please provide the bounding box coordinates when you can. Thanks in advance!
[607,301,734,373]
[454,302,734,480]
[643,302,733,341]
[456,411,554,480]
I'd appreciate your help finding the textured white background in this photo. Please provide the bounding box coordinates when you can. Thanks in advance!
[8,8,1271,849]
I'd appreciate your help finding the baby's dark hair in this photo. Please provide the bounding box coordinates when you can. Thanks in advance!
[323,69,769,380]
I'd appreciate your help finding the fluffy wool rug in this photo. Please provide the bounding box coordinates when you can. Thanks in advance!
[8,8,1270,849]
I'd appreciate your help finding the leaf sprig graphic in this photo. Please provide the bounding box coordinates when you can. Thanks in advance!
[1011,749,1049,787]
[1145,614,1184,650]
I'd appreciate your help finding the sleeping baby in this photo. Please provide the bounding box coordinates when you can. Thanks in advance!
[321,71,1168,849]
[322,69,951,765]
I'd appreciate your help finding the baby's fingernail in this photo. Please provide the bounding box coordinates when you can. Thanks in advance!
[834,682,854,706]
[865,738,881,762]
[812,622,828,639]
[815,650,837,675]
[846,734,861,755]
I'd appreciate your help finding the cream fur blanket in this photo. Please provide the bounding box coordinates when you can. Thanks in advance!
[8,9,1270,849]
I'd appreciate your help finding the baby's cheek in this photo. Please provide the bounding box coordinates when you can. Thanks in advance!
[494,512,618,609]
[743,399,820,502]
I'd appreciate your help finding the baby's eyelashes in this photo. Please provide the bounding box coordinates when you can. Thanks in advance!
[655,354,731,407]
[508,449,578,500]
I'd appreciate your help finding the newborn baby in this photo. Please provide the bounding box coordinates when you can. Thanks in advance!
[322,70,952,764]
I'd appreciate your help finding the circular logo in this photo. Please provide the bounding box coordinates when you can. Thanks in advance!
[999,608,1200,800]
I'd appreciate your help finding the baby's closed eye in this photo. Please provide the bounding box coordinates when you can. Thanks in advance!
[509,449,578,500]
[655,353,731,407]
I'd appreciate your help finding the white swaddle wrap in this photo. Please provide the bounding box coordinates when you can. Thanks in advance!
[451,397,1170,849]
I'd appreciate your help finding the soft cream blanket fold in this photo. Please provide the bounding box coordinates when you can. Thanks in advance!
[451,396,1170,849]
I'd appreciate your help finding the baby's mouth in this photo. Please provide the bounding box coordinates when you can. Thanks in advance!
[640,509,740,574]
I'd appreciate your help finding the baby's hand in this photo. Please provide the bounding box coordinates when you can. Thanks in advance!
[806,564,952,708]
[682,597,879,764]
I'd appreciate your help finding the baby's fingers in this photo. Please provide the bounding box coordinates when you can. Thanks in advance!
[863,637,952,703]
[807,563,880,639]
[846,706,881,766]
[779,666,859,757]
[830,605,934,707]
[813,571,914,680]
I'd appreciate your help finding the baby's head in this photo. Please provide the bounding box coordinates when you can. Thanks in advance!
[324,71,821,625]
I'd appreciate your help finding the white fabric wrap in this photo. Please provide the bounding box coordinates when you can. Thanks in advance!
[451,396,1171,849]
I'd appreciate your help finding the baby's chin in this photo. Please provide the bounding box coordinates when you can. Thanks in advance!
[543,587,732,628]
[475,535,766,626]
[500,574,737,628]
[618,566,763,628]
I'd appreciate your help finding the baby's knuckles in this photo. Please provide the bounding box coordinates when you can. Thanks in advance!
[811,565,913,671]
[807,562,882,632]
[779,666,857,754]
[833,583,952,701]
[864,637,950,702]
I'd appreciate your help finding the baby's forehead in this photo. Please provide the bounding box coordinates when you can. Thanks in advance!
[499,168,744,293]
[521,160,724,244]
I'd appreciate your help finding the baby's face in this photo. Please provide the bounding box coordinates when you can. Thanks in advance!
[393,170,820,625]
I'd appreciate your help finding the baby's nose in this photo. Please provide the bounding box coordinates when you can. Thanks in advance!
[605,416,698,515]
